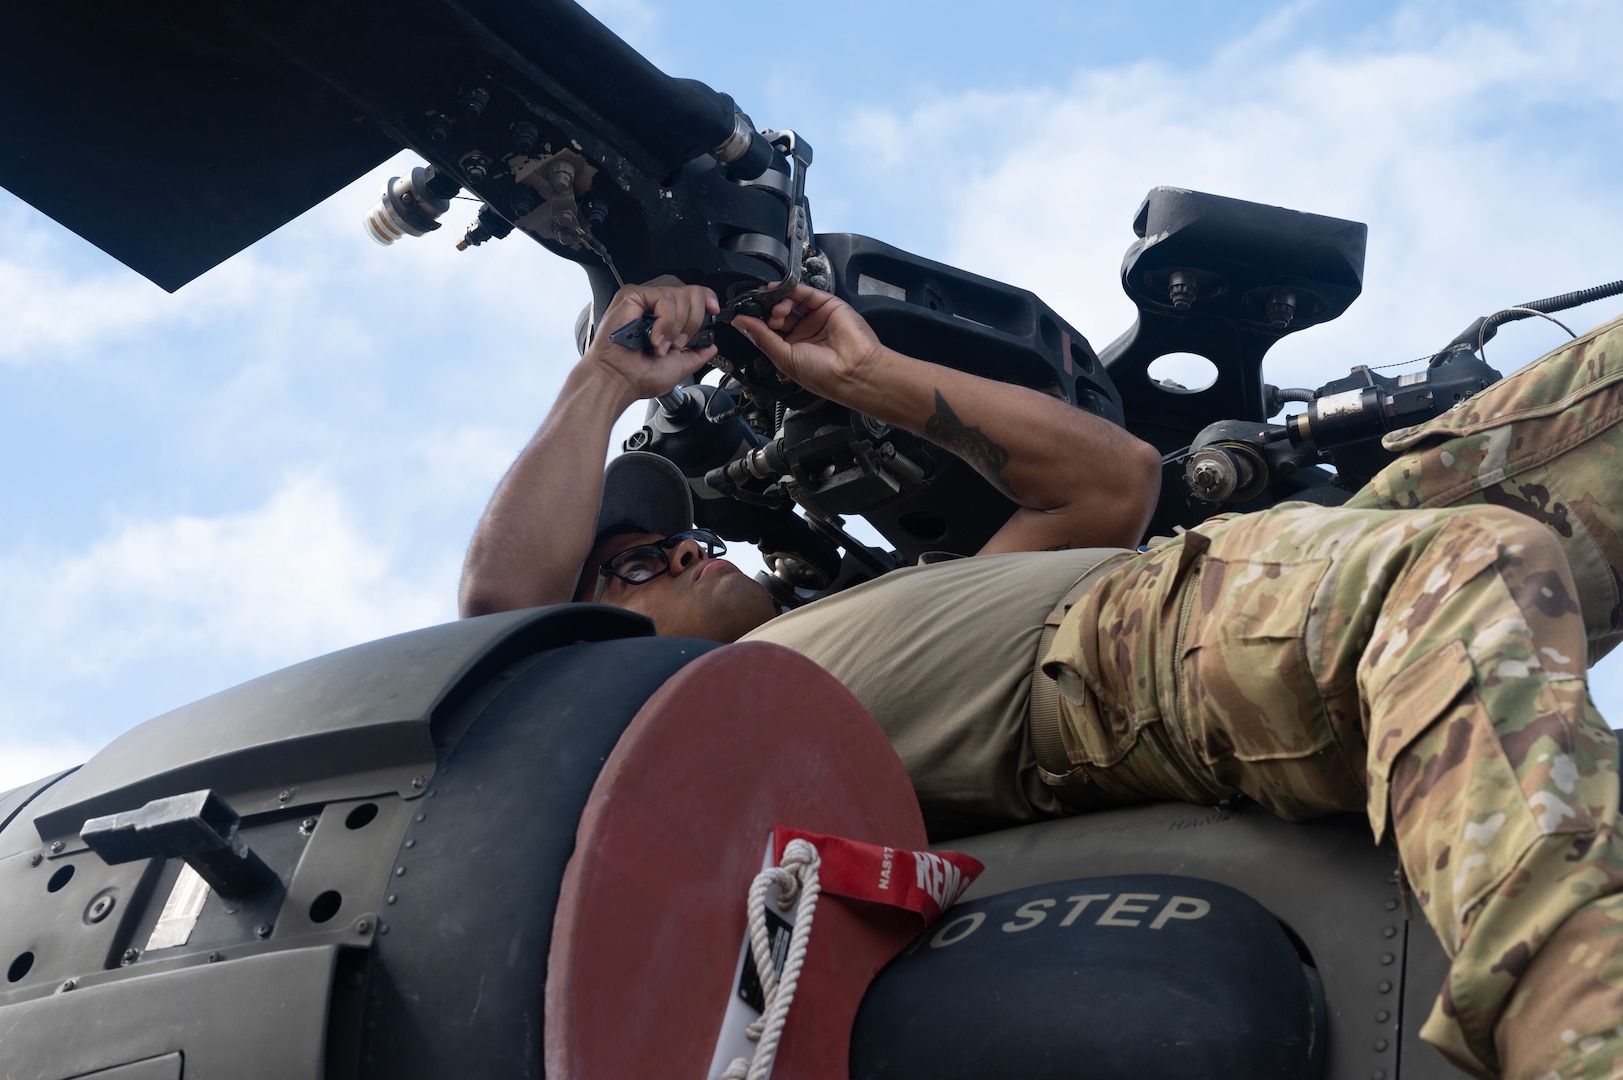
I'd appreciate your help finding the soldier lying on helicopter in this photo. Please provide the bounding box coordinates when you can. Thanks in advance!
[459,281,1623,1080]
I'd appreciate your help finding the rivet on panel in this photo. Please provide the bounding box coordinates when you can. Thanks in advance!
[1378,980,1392,993]
[87,895,116,923]
[1380,953,1395,965]
[256,924,273,939]
[1375,1039,1389,1051]
[50,841,64,854]
[386,894,397,905]
[57,980,75,993]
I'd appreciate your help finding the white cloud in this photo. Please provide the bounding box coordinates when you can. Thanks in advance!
[839,0,1623,389]
[0,736,98,795]
[0,474,453,754]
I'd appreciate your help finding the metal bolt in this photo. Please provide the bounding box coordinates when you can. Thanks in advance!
[356,919,372,935]
[387,894,397,905]
[121,948,140,966]
[50,840,64,854]
[29,853,41,867]
[1380,953,1394,965]
[255,923,273,939]
[207,952,223,963]
[1373,1072,1387,1080]
[411,775,427,790]
[1382,926,1397,938]
[58,979,75,993]
[1265,289,1297,330]
[1384,898,1399,911]
[414,813,426,822]
[405,839,416,849]
[510,121,539,153]
[544,160,576,195]
[427,790,437,798]
[457,87,489,120]
[379,921,389,935]
[625,428,652,451]
[278,790,293,803]
[1167,270,1198,312]
[426,113,452,143]
[395,866,407,877]
[1378,980,1392,993]
[1375,1010,1390,1023]
[87,895,116,923]
[1375,1038,1389,1051]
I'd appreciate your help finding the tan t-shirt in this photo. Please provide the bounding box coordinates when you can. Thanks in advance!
[742,548,1125,838]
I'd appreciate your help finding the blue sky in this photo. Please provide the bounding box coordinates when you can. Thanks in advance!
[3,0,1623,787]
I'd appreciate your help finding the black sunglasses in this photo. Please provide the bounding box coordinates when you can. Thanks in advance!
[593,529,727,599]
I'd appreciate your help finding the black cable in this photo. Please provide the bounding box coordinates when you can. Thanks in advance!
[1482,278,1623,336]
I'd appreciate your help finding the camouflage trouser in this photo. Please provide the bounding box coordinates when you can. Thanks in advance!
[1043,313,1623,1079]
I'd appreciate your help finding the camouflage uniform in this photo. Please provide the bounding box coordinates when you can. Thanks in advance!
[1043,312,1623,1080]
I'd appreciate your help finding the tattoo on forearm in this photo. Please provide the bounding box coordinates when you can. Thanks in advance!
[924,390,1018,500]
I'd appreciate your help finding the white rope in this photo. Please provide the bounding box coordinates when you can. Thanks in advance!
[721,839,822,1080]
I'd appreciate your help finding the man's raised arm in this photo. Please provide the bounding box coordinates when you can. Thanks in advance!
[734,284,1162,553]
[457,285,719,617]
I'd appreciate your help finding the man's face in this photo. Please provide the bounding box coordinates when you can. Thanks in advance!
[586,531,778,642]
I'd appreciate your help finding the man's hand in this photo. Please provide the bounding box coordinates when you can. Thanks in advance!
[732,284,884,399]
[733,281,1162,554]
[586,284,720,405]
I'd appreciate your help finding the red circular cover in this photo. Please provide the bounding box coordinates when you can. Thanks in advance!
[545,641,929,1079]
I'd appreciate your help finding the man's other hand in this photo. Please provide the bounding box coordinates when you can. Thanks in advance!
[586,284,720,404]
[732,284,885,400]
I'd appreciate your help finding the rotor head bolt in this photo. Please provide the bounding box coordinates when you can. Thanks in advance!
[425,112,453,143]
[1265,289,1297,330]
[544,160,576,195]
[457,87,489,120]
[511,121,539,153]
[1167,270,1198,312]
[50,840,64,853]
[255,923,273,939]
[121,949,140,966]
